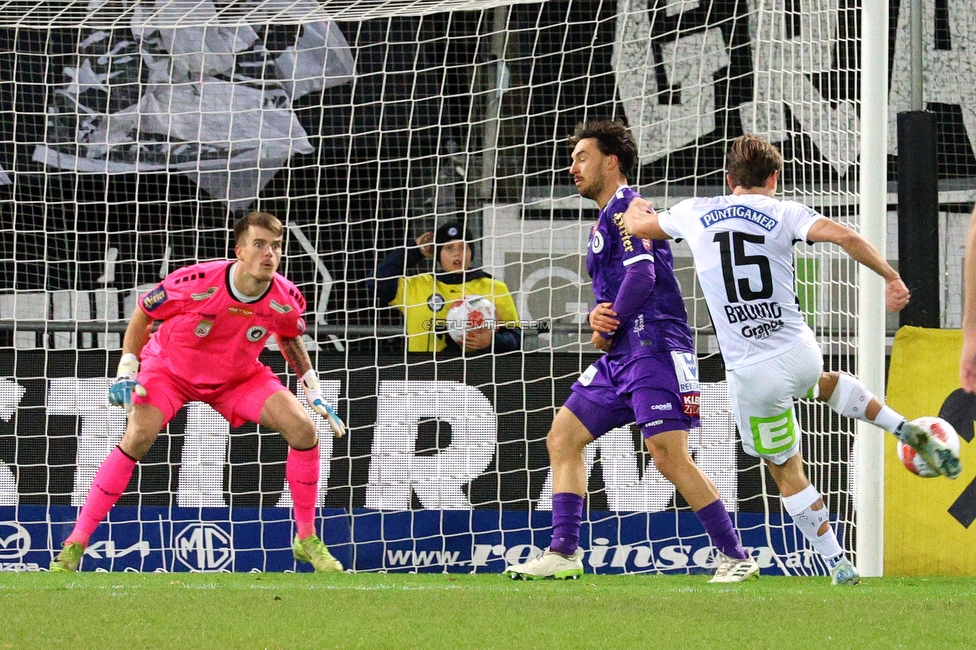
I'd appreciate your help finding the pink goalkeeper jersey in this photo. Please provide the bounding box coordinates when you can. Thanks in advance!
[138,260,307,387]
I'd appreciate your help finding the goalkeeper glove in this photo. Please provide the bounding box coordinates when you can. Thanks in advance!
[108,353,147,412]
[301,370,346,438]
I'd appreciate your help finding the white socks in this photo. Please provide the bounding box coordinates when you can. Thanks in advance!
[781,484,844,565]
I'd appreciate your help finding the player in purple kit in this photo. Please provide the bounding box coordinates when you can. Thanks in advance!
[51,212,346,573]
[505,120,758,582]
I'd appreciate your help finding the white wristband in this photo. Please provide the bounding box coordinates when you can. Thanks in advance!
[117,353,140,379]
[301,369,320,391]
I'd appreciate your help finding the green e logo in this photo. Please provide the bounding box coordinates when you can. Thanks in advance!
[750,409,796,455]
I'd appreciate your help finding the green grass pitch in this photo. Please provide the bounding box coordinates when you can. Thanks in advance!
[1,572,973,649]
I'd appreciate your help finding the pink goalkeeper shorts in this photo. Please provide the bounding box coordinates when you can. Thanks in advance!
[132,359,288,428]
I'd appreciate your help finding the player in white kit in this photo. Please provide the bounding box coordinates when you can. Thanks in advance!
[621,135,962,585]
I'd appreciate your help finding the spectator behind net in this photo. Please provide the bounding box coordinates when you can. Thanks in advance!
[371,220,521,354]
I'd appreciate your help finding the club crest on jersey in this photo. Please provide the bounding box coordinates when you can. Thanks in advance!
[246,326,268,342]
[270,300,292,314]
[191,287,217,301]
[142,286,167,312]
[428,293,446,313]
[228,306,253,318]
[194,319,214,337]
[591,230,605,253]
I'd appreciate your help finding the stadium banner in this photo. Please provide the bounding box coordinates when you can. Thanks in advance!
[885,326,976,576]
[0,350,843,574]
[4,506,815,574]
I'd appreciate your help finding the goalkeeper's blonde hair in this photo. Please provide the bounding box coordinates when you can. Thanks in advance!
[234,212,283,246]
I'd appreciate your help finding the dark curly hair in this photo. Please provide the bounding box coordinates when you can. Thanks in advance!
[569,119,639,180]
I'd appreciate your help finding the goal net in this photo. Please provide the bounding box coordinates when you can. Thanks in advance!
[0,0,894,574]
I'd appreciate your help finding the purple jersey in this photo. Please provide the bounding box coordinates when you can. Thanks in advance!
[587,185,693,355]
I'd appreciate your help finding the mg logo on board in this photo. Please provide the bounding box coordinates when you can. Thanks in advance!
[0,523,31,560]
[174,523,233,571]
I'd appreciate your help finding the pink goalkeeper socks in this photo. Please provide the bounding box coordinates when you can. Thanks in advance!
[66,446,137,547]
[286,444,320,540]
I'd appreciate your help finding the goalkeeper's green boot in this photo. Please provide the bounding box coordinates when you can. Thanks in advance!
[293,534,343,572]
[50,542,84,572]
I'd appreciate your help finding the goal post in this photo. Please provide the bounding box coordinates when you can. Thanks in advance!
[0,0,897,575]
[856,0,889,579]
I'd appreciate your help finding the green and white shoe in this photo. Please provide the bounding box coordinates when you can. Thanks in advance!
[897,421,962,479]
[830,557,860,586]
[505,548,584,580]
[50,542,84,572]
[292,534,343,572]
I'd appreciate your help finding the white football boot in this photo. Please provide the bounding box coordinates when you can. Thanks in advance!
[708,553,760,583]
[505,548,584,580]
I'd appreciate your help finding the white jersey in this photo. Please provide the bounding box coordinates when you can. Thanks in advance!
[657,194,823,369]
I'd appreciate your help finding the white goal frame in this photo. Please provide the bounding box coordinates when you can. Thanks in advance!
[857,0,888,578]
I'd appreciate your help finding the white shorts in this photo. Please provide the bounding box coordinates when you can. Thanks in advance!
[726,339,823,465]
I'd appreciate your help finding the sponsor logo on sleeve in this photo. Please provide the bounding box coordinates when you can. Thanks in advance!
[142,286,168,312]
[296,318,306,335]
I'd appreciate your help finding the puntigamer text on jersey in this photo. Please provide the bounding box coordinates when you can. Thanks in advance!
[700,206,778,231]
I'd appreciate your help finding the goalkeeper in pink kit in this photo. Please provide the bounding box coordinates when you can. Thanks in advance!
[51,212,346,573]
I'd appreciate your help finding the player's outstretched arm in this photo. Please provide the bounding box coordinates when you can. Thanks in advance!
[276,334,346,437]
[961,205,976,392]
[806,218,910,313]
[622,196,669,240]
[108,308,154,412]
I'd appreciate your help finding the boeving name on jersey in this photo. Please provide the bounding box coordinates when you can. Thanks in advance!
[725,301,785,341]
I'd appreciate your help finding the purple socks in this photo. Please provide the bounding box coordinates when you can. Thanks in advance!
[550,492,584,555]
[696,499,747,560]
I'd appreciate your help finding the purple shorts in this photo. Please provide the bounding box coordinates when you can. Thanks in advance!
[133,359,287,428]
[564,350,700,439]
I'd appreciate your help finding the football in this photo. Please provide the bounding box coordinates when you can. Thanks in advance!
[896,416,961,478]
[446,295,497,343]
